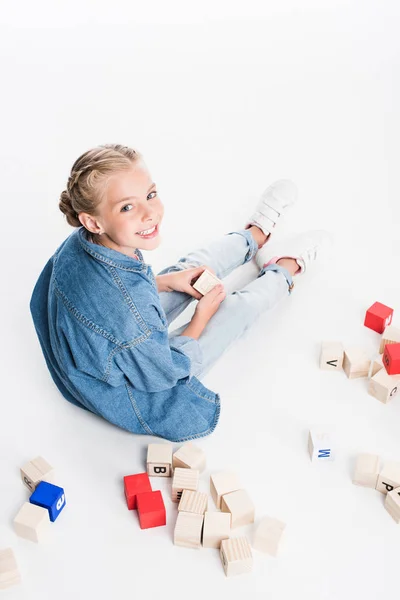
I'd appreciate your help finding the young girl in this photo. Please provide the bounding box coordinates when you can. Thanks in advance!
[30,143,331,442]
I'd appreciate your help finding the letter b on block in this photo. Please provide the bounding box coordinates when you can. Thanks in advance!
[148,464,171,477]
[154,466,167,475]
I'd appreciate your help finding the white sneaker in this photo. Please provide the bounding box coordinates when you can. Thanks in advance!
[255,230,334,275]
[244,179,298,240]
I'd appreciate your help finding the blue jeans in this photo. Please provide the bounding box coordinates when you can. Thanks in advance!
[157,229,294,380]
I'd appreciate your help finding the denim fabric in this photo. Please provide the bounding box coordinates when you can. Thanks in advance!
[30,228,222,442]
[160,231,293,379]
[30,227,292,442]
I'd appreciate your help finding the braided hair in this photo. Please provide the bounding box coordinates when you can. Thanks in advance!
[58,143,143,227]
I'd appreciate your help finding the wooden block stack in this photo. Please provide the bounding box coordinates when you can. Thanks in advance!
[14,456,66,542]
[352,452,400,524]
[137,441,286,577]
[123,442,170,529]
[319,301,400,406]
[4,455,66,589]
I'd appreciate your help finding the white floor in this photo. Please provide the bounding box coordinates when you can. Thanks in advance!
[1,1,400,598]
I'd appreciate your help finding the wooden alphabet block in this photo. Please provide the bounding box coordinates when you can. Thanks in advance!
[383,343,400,375]
[385,487,400,523]
[252,516,286,556]
[13,502,50,543]
[364,302,393,334]
[308,429,334,461]
[221,489,255,528]
[192,269,222,295]
[174,511,204,548]
[210,472,241,509]
[147,443,173,477]
[368,369,400,404]
[376,461,400,494]
[220,537,253,577]
[343,347,370,379]
[20,456,55,492]
[352,454,380,488]
[172,468,199,503]
[369,355,384,378]
[0,548,21,590]
[379,325,400,354]
[178,490,208,515]
[136,490,166,529]
[319,341,344,371]
[172,442,206,472]
[123,472,152,510]
[202,511,231,548]
[29,481,66,522]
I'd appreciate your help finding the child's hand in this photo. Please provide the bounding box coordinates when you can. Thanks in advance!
[194,283,226,323]
[160,265,216,299]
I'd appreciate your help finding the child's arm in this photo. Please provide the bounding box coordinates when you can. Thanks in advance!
[180,284,226,340]
[155,274,170,293]
[181,313,207,340]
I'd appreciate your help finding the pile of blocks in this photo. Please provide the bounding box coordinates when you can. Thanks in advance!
[353,453,400,523]
[0,456,66,590]
[320,301,400,404]
[123,441,286,577]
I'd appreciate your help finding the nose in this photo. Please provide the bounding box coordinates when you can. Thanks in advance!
[141,206,155,223]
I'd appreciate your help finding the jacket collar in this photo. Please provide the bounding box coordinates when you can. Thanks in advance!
[77,227,147,272]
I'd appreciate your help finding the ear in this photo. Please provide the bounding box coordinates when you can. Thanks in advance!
[78,212,104,235]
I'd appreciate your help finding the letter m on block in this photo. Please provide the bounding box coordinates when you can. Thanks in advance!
[318,448,331,459]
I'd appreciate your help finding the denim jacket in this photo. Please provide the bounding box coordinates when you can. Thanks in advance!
[30,227,220,442]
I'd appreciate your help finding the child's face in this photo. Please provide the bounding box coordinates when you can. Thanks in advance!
[93,160,164,256]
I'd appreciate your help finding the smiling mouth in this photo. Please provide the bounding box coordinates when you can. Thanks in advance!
[136,223,159,238]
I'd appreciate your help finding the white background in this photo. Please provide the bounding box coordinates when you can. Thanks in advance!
[1,1,400,598]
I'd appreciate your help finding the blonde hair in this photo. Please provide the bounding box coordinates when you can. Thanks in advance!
[59,143,143,227]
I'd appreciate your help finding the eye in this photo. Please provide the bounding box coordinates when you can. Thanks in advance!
[148,191,157,200]
[121,204,133,212]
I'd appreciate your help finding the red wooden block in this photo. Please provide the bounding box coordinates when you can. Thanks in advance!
[383,343,400,375]
[364,302,393,334]
[136,490,166,529]
[124,473,152,510]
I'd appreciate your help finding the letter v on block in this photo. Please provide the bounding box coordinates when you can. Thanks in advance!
[320,342,344,371]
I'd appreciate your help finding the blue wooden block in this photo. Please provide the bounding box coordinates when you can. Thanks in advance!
[29,481,66,522]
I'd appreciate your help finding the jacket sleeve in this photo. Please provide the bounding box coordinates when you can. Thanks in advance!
[112,331,203,393]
